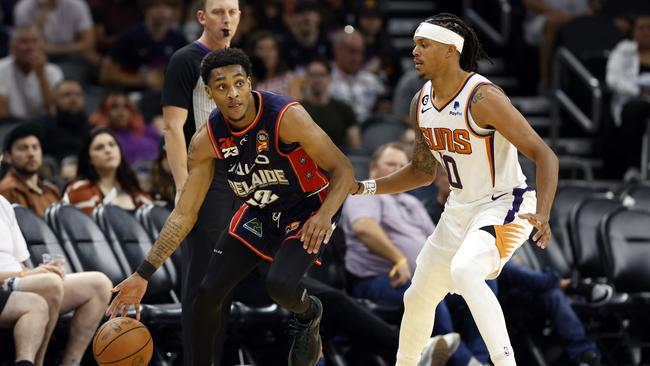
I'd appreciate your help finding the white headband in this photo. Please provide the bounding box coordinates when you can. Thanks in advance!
[414,22,464,53]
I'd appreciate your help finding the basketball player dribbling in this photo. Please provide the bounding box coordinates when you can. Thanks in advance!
[352,13,559,366]
[107,48,357,366]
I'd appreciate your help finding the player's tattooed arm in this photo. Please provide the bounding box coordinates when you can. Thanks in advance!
[409,93,438,178]
[145,125,217,268]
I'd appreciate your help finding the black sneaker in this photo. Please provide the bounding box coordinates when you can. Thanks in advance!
[288,296,323,366]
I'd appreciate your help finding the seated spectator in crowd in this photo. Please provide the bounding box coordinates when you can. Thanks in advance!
[246,30,301,99]
[0,288,48,366]
[0,123,60,217]
[329,28,384,124]
[14,0,96,83]
[99,0,186,91]
[0,26,63,120]
[499,261,605,366]
[40,80,91,163]
[64,128,152,215]
[355,3,402,87]
[301,58,361,151]
[282,0,331,70]
[522,0,601,91]
[342,142,491,366]
[0,195,112,366]
[149,142,174,208]
[87,0,142,54]
[90,93,161,165]
[606,13,650,178]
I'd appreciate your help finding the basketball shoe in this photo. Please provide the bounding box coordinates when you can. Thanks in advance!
[288,296,323,366]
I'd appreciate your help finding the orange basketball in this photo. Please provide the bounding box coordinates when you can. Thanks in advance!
[93,317,153,366]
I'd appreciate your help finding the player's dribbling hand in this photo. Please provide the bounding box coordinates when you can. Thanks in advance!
[301,212,333,255]
[106,273,148,321]
[518,213,552,249]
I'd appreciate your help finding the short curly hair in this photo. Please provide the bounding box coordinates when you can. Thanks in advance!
[200,48,253,85]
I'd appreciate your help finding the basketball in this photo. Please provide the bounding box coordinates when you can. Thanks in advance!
[93,317,153,366]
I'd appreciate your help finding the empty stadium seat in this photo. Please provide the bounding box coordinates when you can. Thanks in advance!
[45,204,127,284]
[569,197,624,279]
[13,205,74,272]
[361,119,407,154]
[93,205,179,304]
[551,182,613,269]
[135,204,182,277]
[621,184,650,211]
[599,208,650,294]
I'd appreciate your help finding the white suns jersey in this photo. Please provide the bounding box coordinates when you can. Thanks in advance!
[417,72,527,205]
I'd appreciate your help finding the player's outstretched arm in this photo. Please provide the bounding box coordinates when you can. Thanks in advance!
[106,125,218,319]
[369,92,438,195]
[279,105,357,254]
[470,84,559,248]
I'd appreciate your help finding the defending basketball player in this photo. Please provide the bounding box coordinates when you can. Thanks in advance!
[107,48,357,366]
[353,13,559,366]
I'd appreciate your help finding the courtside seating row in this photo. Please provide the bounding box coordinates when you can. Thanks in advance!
[515,181,650,304]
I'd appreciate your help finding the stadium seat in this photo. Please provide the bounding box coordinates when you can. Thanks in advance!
[361,119,407,154]
[135,204,182,278]
[551,182,613,270]
[599,208,650,295]
[93,205,179,304]
[13,205,74,272]
[45,204,127,285]
[569,197,624,279]
[621,184,650,211]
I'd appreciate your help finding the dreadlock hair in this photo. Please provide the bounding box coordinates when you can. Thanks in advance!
[424,13,489,72]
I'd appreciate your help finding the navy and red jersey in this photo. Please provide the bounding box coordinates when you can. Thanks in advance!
[206,91,329,211]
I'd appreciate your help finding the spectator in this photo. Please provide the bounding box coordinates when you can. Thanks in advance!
[87,0,142,54]
[40,80,91,163]
[246,30,301,98]
[99,0,186,91]
[281,0,331,69]
[13,0,96,83]
[606,13,650,177]
[64,128,152,215]
[301,57,360,150]
[342,142,492,366]
[355,2,402,87]
[90,93,161,165]
[0,123,60,217]
[329,28,384,124]
[149,142,174,208]
[522,0,601,90]
[498,262,604,366]
[0,26,62,120]
[0,195,112,366]
[0,288,48,366]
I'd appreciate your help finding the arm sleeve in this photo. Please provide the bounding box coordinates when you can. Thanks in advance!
[161,50,198,110]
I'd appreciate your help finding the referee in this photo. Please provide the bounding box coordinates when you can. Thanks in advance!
[160,1,240,365]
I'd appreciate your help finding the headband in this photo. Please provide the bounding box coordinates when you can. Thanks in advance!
[414,22,464,53]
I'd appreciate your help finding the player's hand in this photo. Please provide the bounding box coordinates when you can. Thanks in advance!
[106,273,148,321]
[518,213,552,249]
[301,212,333,255]
[389,261,412,288]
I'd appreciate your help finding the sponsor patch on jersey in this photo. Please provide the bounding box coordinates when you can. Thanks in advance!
[256,130,269,153]
[243,218,263,238]
[285,221,300,234]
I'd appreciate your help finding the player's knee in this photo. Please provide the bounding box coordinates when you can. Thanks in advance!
[450,257,479,292]
[265,273,299,309]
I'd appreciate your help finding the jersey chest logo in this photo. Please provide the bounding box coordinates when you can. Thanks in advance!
[420,127,472,155]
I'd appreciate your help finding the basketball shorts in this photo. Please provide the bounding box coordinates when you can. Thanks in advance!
[228,193,340,262]
[0,289,10,315]
[423,186,537,285]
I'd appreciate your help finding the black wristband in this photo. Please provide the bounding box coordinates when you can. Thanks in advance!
[136,260,157,280]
